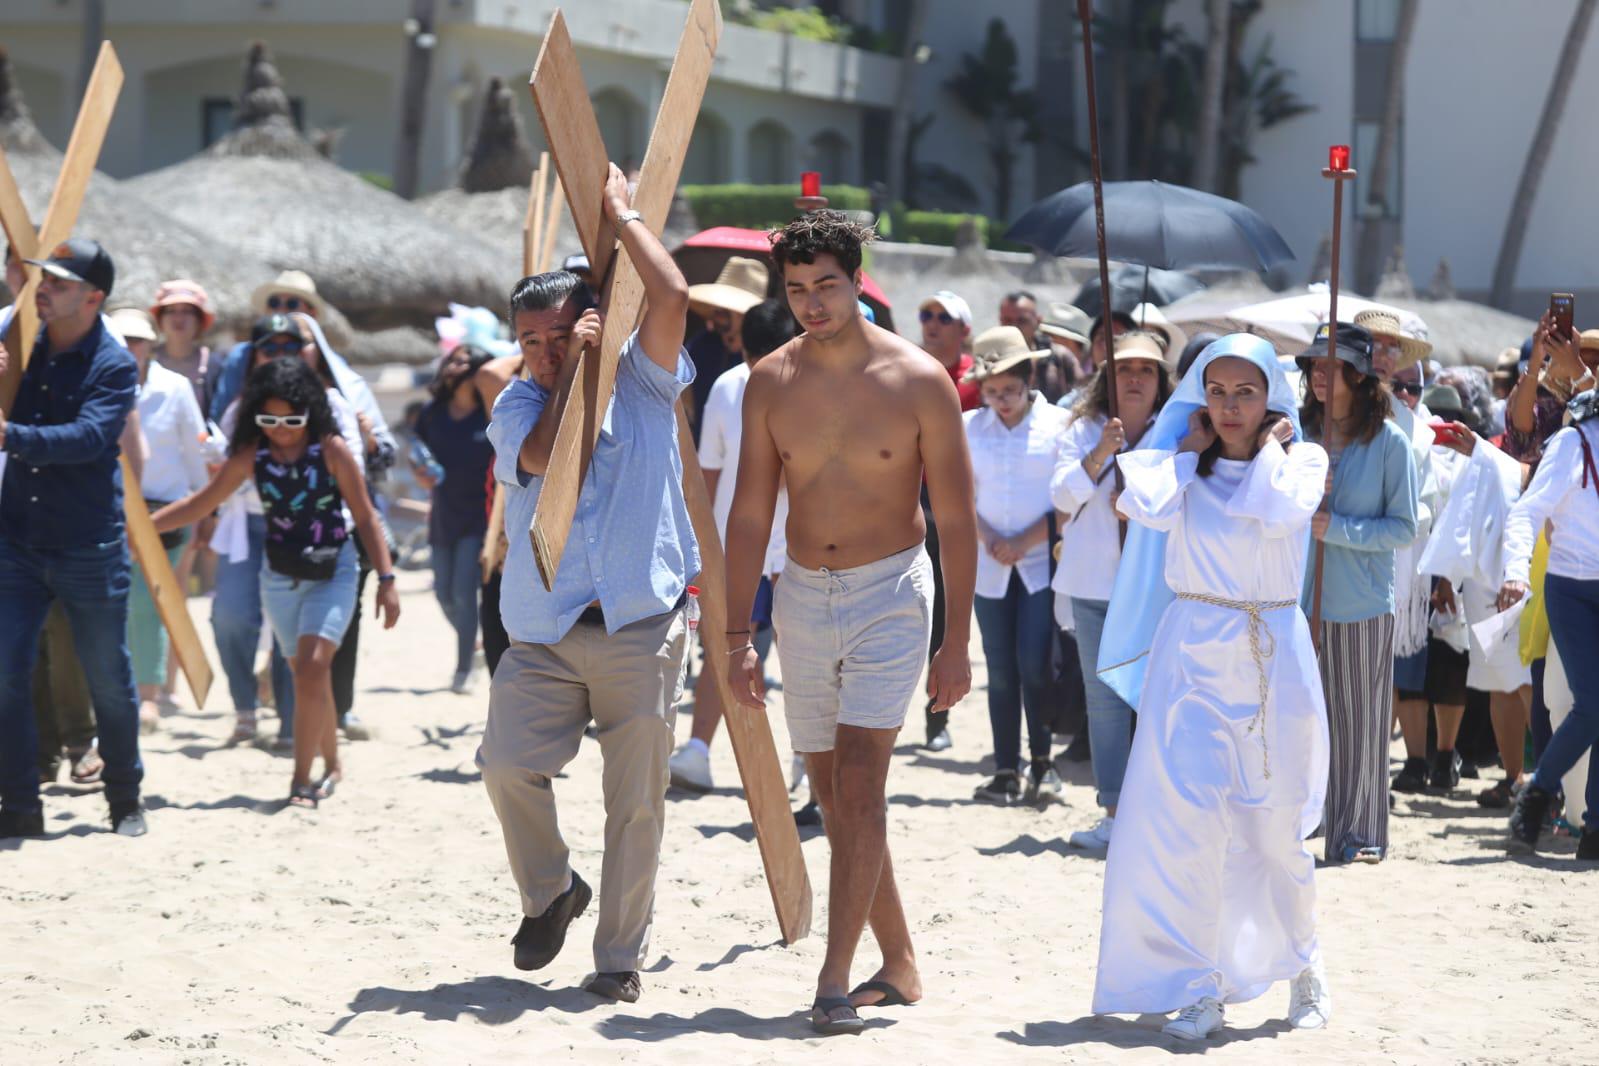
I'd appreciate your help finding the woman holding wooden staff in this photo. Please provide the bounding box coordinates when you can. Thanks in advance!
[1297,323,1418,864]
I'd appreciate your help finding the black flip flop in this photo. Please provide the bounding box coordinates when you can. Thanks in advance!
[288,784,319,810]
[810,996,864,1035]
[850,980,913,1008]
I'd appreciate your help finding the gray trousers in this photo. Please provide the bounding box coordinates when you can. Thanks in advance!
[478,608,687,972]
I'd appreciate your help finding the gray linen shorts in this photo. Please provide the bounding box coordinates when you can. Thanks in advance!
[773,544,934,753]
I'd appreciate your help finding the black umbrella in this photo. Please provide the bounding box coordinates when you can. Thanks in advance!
[1071,264,1205,319]
[1006,179,1296,273]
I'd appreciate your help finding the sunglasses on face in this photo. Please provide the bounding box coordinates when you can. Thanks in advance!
[255,413,309,429]
[1394,381,1423,397]
[255,340,302,357]
[919,309,954,325]
[266,295,307,312]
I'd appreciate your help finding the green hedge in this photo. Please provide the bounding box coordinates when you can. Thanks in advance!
[889,210,986,247]
[678,183,873,230]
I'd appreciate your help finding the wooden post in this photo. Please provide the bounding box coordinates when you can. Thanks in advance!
[523,151,548,277]
[520,0,811,943]
[1075,0,1117,416]
[1309,152,1358,650]
[0,43,214,706]
[537,173,564,274]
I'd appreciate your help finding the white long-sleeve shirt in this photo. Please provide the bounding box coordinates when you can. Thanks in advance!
[1050,412,1123,604]
[135,362,211,504]
[698,360,786,576]
[1506,422,1599,583]
[964,394,1069,599]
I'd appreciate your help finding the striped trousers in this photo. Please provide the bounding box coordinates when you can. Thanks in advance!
[1318,613,1395,861]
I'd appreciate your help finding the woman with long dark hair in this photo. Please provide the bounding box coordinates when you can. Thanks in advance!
[1297,323,1418,864]
[413,344,496,693]
[154,358,401,809]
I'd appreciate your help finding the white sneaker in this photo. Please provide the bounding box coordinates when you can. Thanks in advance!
[789,753,808,793]
[669,743,713,792]
[1288,962,1331,1029]
[1069,815,1115,850]
[1162,996,1224,1041]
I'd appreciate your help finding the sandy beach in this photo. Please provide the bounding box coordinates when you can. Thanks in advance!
[3,568,1594,1065]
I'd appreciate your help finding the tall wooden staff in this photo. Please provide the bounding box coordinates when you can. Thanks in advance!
[1309,145,1357,649]
[1075,0,1117,416]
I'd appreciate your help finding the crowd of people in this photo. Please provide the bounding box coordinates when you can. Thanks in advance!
[2,189,1596,1036]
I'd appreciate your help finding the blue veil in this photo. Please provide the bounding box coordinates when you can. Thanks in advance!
[1095,333,1305,707]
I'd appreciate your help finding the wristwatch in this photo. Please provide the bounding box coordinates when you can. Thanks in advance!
[614,209,643,237]
[376,572,397,584]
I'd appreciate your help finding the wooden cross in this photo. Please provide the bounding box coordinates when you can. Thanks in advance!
[0,42,214,707]
[525,0,812,943]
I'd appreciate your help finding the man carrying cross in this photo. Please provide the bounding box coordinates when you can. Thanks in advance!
[477,163,696,1004]
[0,238,147,838]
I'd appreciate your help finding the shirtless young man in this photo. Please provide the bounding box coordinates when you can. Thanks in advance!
[725,212,978,1035]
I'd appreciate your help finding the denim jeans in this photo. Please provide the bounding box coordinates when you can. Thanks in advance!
[0,536,142,813]
[1533,574,1599,830]
[211,514,293,722]
[973,571,1056,774]
[433,533,484,675]
[1072,597,1136,809]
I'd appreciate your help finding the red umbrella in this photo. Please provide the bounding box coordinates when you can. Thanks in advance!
[675,226,895,332]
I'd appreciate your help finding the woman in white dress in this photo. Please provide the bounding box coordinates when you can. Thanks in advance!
[1091,334,1333,1040]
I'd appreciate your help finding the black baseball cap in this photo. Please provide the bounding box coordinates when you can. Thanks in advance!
[1296,322,1375,378]
[25,236,115,296]
[251,312,300,347]
[1089,310,1137,339]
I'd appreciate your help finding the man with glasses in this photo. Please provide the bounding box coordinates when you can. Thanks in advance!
[209,271,324,424]
[0,238,148,838]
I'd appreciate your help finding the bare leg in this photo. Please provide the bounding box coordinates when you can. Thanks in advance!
[1434,703,1465,751]
[1396,694,1429,758]
[290,635,341,797]
[1489,688,1530,783]
[808,726,920,1009]
[689,665,722,746]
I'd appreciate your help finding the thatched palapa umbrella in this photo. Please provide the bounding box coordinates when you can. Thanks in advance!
[127,42,505,331]
[0,46,273,334]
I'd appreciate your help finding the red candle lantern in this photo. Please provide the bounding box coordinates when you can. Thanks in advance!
[1328,145,1351,172]
[800,171,822,198]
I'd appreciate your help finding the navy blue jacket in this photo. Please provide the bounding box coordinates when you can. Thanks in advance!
[2,316,139,548]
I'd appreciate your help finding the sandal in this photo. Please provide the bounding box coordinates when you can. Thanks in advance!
[229,711,258,746]
[850,980,913,1008]
[1477,779,1514,809]
[288,784,320,810]
[1341,844,1383,864]
[68,743,104,785]
[315,771,341,800]
[810,996,864,1036]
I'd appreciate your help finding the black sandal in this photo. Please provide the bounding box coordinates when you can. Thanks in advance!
[316,772,340,800]
[1477,779,1514,809]
[288,784,319,809]
[850,980,913,1008]
[810,996,864,1035]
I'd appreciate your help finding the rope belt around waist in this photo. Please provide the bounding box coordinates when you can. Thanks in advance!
[1175,592,1297,780]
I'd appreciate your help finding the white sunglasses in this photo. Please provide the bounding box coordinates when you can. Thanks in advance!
[254,413,308,429]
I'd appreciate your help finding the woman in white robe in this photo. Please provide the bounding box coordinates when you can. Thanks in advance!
[1091,335,1332,1040]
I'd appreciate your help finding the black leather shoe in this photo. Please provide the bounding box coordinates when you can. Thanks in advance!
[512,872,592,971]
[1508,786,1554,854]
[0,808,45,838]
[1428,749,1461,791]
[1577,830,1599,862]
[586,971,642,1003]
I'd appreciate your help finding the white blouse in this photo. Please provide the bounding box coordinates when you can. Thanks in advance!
[963,394,1070,599]
[1050,412,1124,605]
[1506,422,1599,583]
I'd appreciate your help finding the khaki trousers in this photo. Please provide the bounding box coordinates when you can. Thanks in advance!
[478,608,687,972]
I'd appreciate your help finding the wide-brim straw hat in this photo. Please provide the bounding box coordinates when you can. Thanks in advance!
[688,256,769,317]
[963,325,1050,383]
[1130,302,1188,358]
[1581,328,1599,353]
[149,278,217,332]
[108,306,158,342]
[1110,331,1171,366]
[251,269,321,316]
[1353,309,1432,369]
[1037,301,1090,346]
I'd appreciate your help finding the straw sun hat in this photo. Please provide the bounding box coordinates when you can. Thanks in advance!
[251,269,321,315]
[688,256,769,317]
[1037,302,1091,346]
[962,326,1050,383]
[1352,309,1432,369]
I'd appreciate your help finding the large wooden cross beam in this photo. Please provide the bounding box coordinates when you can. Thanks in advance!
[525,0,812,944]
[0,42,214,707]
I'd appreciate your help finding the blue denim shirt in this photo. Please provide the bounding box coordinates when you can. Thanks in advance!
[1,316,139,549]
[488,331,699,644]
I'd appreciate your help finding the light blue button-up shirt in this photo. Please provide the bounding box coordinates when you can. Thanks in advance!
[488,330,700,644]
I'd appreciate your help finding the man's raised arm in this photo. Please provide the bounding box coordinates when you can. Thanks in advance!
[602,164,691,372]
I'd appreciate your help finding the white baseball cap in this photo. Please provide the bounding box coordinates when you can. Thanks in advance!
[920,290,973,327]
